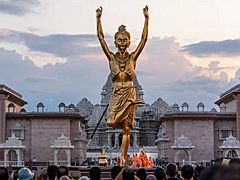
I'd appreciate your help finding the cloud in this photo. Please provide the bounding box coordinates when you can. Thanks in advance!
[182,39,240,57]
[0,0,40,16]
[0,47,109,111]
[0,29,113,67]
[0,29,103,57]
[0,34,235,112]
[142,59,229,110]
[157,76,226,110]
[138,36,192,83]
[226,69,240,89]
[23,34,102,57]
[134,37,229,109]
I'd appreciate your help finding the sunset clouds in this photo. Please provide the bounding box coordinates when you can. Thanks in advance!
[183,39,240,57]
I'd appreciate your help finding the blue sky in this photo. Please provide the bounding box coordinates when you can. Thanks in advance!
[0,0,240,111]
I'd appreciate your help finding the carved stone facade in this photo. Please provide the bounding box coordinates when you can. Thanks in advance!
[139,98,172,147]
[171,135,195,163]
[158,84,240,164]
[0,133,25,166]
[51,134,74,166]
[2,81,240,165]
[219,135,240,158]
[0,85,87,166]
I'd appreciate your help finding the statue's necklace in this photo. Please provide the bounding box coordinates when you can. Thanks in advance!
[116,52,129,72]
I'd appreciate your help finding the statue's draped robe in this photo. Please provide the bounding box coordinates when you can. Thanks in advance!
[107,53,137,129]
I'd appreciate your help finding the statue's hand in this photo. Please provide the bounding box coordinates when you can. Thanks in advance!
[96,6,103,18]
[143,5,149,18]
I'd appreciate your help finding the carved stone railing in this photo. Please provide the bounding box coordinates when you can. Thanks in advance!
[0,160,24,167]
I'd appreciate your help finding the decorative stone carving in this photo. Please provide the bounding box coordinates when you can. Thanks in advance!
[78,124,87,141]
[87,105,106,127]
[157,123,167,138]
[219,135,240,158]
[12,122,24,130]
[10,122,25,140]
[150,98,173,116]
[171,135,195,149]
[51,134,74,148]
[0,134,25,166]
[0,133,25,148]
[51,134,74,166]
[76,98,95,119]
[220,135,240,149]
[171,135,195,164]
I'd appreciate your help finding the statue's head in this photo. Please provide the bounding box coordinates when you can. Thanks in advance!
[114,25,131,51]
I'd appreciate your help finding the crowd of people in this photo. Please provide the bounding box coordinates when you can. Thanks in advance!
[1,158,240,180]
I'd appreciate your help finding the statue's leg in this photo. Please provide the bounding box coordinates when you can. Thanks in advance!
[122,120,130,162]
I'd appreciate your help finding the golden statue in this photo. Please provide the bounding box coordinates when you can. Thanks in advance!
[96,5,149,163]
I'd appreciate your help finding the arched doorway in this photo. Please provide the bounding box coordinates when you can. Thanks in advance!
[176,150,190,166]
[51,134,74,166]
[57,149,68,165]
[219,135,240,158]
[171,135,195,164]
[227,150,238,158]
[8,150,17,162]
[0,134,25,166]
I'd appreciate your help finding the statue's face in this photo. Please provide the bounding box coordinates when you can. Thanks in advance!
[115,34,130,51]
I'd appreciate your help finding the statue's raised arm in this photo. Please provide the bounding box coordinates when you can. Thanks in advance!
[96,6,112,61]
[131,5,149,61]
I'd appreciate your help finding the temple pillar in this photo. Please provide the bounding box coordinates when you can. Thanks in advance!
[175,150,179,163]
[114,132,119,149]
[53,149,58,165]
[4,150,8,167]
[188,150,192,164]
[66,150,71,166]
[107,132,111,147]
[0,94,6,143]
[224,150,229,157]
[235,95,240,139]
[16,149,21,166]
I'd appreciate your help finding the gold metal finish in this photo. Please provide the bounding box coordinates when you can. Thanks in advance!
[98,150,108,166]
[96,5,149,162]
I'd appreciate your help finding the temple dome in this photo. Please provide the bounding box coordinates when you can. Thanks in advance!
[197,102,205,107]
[182,102,189,107]
[36,102,44,107]
[58,102,66,107]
